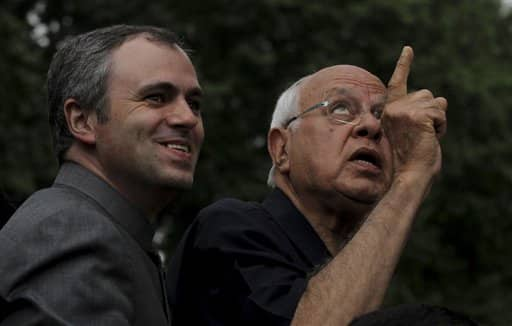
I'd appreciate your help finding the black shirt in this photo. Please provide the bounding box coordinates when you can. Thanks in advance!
[167,188,331,325]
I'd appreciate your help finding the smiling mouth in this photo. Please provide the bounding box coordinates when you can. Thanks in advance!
[166,143,190,153]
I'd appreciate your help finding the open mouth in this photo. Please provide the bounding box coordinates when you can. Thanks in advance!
[155,138,192,155]
[349,148,382,169]
[165,143,190,153]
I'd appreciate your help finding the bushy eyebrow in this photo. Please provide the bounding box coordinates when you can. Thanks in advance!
[136,81,203,98]
[137,81,175,95]
[186,87,203,98]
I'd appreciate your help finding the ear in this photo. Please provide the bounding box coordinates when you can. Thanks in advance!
[63,98,97,145]
[267,127,290,174]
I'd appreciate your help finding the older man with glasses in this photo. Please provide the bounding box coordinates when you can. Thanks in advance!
[167,47,450,325]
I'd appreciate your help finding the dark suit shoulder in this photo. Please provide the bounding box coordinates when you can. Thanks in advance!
[0,184,135,289]
[2,184,124,240]
[0,186,137,324]
[7,185,104,223]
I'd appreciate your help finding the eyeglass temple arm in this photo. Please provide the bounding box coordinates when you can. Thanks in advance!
[284,101,329,127]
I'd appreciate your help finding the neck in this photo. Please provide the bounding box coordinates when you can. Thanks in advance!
[276,178,371,255]
[65,145,176,222]
[309,212,366,254]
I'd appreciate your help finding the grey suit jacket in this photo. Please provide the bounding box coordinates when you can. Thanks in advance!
[0,162,170,325]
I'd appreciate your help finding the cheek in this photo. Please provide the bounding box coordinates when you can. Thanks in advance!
[291,123,351,167]
[98,118,144,156]
[327,128,352,161]
[94,121,117,148]
[126,111,162,140]
[315,130,352,174]
[194,122,205,146]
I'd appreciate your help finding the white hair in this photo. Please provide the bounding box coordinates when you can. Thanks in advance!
[267,76,310,187]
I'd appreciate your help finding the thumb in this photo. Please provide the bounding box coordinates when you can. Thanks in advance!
[387,46,414,102]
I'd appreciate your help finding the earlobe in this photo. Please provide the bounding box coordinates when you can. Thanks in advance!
[64,98,97,145]
[267,128,290,173]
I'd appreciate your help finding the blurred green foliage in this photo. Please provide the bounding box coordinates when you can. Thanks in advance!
[1,0,511,324]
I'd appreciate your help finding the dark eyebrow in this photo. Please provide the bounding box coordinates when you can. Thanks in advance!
[186,87,203,98]
[137,81,176,95]
[136,81,203,98]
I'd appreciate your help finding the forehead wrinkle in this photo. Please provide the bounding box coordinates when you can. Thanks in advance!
[324,84,385,105]
[304,74,384,97]
[298,66,386,111]
[329,77,385,93]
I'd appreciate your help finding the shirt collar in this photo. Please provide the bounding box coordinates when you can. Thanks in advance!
[262,188,331,266]
[53,162,156,254]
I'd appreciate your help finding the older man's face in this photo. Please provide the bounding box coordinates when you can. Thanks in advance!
[286,65,392,206]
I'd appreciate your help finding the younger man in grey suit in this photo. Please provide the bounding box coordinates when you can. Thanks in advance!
[0,25,204,325]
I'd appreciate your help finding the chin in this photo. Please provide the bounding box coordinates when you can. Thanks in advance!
[157,166,195,186]
[168,177,194,190]
[341,188,385,206]
[154,172,194,190]
[346,194,378,206]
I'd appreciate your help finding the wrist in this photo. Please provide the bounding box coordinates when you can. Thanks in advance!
[388,170,434,204]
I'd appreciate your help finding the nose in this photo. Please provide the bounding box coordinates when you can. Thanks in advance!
[164,97,201,129]
[352,112,382,141]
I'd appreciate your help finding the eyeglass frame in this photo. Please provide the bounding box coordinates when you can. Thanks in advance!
[284,99,383,128]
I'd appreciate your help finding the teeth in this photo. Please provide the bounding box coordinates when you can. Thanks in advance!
[355,159,377,167]
[166,144,190,153]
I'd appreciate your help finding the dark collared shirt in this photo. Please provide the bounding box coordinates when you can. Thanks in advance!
[167,188,331,325]
[0,162,169,325]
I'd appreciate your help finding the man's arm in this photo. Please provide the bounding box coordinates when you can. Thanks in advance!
[291,46,448,326]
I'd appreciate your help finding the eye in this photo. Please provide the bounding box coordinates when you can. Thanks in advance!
[144,93,166,105]
[372,107,383,120]
[187,98,202,114]
[329,103,351,116]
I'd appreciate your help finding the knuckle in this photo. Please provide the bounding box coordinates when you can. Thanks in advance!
[435,97,448,110]
[397,61,409,69]
[416,89,433,98]
[387,81,399,89]
[439,110,447,119]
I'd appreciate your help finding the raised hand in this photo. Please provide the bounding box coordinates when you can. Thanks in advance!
[382,46,448,178]
[387,46,414,102]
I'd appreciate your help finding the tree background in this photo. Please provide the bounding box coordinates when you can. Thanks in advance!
[1,0,511,324]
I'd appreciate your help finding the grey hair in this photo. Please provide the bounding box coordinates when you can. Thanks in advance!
[267,75,310,187]
[47,25,182,164]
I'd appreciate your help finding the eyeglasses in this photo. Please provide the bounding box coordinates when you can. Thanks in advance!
[284,99,383,128]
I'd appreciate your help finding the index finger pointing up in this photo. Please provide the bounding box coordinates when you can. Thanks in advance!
[387,46,414,102]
